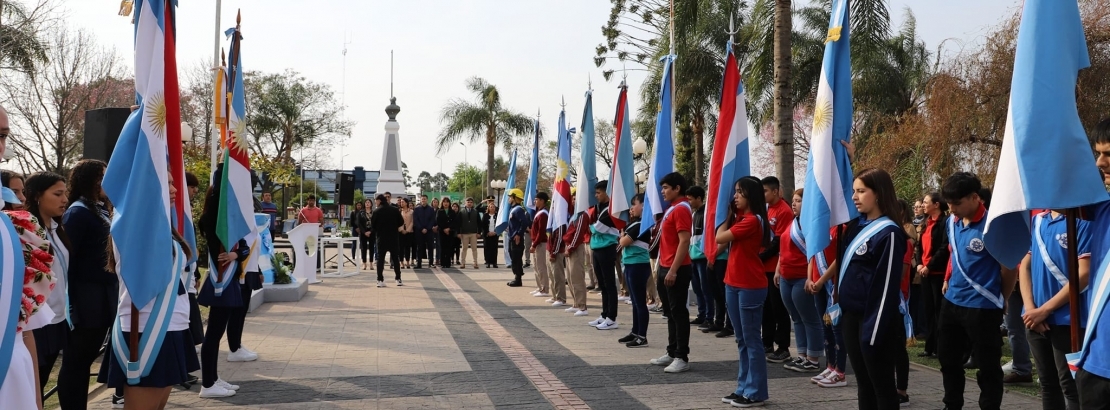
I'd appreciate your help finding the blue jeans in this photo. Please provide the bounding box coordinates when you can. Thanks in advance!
[815,290,847,372]
[780,278,824,358]
[726,285,769,401]
[1006,288,1033,376]
[624,263,651,337]
[691,258,710,320]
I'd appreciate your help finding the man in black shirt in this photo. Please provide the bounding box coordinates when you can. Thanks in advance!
[371,194,404,287]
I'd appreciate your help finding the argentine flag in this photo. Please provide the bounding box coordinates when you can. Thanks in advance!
[984,0,1108,268]
[800,0,857,257]
[524,119,540,212]
[641,54,677,235]
[495,150,519,235]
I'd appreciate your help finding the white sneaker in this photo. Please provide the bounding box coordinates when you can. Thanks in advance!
[530,290,541,295]
[573,309,590,317]
[396,280,404,286]
[588,316,606,326]
[565,306,580,313]
[650,354,674,366]
[199,384,236,398]
[377,281,385,288]
[227,348,259,362]
[664,358,690,373]
[1002,360,1014,375]
[552,301,566,307]
[817,372,848,388]
[625,300,632,305]
[596,319,619,330]
[618,296,631,302]
[544,298,556,303]
[811,368,833,384]
[238,345,257,355]
[534,292,550,297]
[215,378,240,391]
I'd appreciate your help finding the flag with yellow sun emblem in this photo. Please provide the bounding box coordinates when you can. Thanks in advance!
[800,0,857,258]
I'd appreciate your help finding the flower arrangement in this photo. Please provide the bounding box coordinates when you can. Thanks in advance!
[5,211,55,332]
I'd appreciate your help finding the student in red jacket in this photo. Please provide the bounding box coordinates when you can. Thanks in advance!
[529,192,551,297]
[564,198,591,317]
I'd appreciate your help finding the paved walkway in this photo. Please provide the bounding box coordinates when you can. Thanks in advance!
[89,249,1041,409]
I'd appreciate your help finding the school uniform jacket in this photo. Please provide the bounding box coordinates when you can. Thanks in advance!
[836,218,907,346]
[62,200,119,328]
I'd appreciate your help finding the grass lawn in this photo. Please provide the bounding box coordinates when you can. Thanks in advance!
[904,338,1041,398]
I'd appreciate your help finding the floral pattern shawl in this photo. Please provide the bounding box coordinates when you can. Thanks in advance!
[4,211,56,332]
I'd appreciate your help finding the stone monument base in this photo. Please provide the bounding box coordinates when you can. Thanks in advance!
[263,279,309,303]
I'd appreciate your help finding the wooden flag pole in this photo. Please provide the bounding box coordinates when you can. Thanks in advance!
[1066,208,1081,352]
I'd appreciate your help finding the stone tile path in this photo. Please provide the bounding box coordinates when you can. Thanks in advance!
[84,247,1041,409]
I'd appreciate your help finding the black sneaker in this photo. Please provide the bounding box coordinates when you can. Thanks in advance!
[586,285,596,291]
[721,393,742,404]
[802,360,821,372]
[730,396,765,408]
[715,328,734,338]
[702,324,723,333]
[690,317,705,325]
[111,394,125,409]
[523,262,531,268]
[618,333,637,343]
[899,393,909,407]
[783,357,808,372]
[697,321,712,330]
[625,336,649,348]
[764,346,774,354]
[766,350,792,363]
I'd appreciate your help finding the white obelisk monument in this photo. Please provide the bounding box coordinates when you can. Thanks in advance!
[376,96,406,196]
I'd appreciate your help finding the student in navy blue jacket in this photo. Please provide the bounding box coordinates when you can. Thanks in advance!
[413,194,436,268]
[57,160,118,410]
[824,168,907,410]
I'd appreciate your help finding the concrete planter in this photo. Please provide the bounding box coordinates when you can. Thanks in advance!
[263,279,308,303]
[247,289,265,313]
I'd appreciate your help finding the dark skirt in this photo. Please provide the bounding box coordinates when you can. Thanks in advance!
[197,272,244,308]
[98,329,200,388]
[33,320,69,358]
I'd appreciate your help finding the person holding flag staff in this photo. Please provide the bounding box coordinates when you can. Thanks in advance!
[715,176,772,408]
[548,203,570,309]
[529,193,551,297]
[619,193,652,348]
[1073,119,1110,408]
[564,189,591,316]
[647,172,694,374]
[686,186,713,327]
[505,189,530,287]
[1019,209,1090,410]
[590,181,621,330]
[197,165,251,399]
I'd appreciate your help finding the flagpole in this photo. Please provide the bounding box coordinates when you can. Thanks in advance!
[210,0,222,174]
[1066,208,1081,351]
[215,11,243,286]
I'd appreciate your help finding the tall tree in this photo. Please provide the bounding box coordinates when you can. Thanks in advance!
[244,69,353,192]
[435,76,533,196]
[772,0,794,192]
[0,27,131,174]
[0,0,52,74]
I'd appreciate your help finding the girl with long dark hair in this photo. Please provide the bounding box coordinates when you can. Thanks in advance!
[824,168,907,409]
[58,160,121,410]
[437,198,456,268]
[22,172,73,394]
[2,170,26,210]
[715,176,772,407]
[196,166,251,399]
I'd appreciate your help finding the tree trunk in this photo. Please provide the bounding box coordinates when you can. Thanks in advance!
[485,123,496,197]
[773,0,795,194]
[692,112,705,186]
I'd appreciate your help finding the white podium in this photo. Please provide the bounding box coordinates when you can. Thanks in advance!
[320,236,360,278]
[286,222,322,284]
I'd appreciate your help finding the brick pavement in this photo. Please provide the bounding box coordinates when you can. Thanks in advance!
[81,246,1040,409]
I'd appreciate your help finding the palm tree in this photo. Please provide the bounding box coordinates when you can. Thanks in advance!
[0,0,49,73]
[436,77,534,196]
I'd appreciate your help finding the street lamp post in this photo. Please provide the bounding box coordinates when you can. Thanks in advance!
[491,179,506,207]
[460,142,468,198]
[181,122,194,148]
[633,138,648,160]
[636,174,647,193]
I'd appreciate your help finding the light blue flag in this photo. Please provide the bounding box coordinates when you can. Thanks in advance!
[641,55,676,235]
[525,119,540,211]
[578,91,598,211]
[800,0,857,257]
[495,150,519,235]
[607,83,635,227]
[984,0,1108,268]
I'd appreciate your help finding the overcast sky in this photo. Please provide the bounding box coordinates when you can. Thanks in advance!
[60,0,1021,184]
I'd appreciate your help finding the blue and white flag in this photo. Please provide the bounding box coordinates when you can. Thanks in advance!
[525,119,540,211]
[641,54,676,235]
[800,0,857,257]
[495,150,519,235]
[984,0,1107,268]
[607,83,635,229]
[575,90,598,220]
